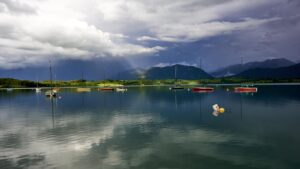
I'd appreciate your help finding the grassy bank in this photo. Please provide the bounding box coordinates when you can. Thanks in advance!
[1,78,300,88]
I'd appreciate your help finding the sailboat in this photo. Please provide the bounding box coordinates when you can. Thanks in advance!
[234,57,257,93]
[45,61,57,98]
[169,65,184,90]
[115,71,128,92]
[35,78,41,93]
[192,58,214,93]
[77,69,91,92]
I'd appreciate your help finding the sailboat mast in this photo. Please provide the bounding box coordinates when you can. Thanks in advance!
[49,60,53,90]
[36,76,39,88]
[175,65,177,82]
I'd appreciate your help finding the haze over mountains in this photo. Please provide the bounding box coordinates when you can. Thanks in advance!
[0,58,133,81]
[0,58,299,80]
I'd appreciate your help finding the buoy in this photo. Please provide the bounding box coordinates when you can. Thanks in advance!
[219,108,225,113]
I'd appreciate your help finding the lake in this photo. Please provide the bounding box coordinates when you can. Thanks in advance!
[0,86,300,169]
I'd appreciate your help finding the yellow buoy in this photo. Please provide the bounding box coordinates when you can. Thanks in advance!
[219,108,225,113]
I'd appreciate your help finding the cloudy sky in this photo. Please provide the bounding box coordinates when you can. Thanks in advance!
[0,0,299,71]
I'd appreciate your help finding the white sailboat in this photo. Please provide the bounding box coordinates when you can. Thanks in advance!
[35,77,41,93]
[45,61,57,98]
[115,87,127,92]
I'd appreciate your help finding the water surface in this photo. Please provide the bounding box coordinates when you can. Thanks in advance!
[0,86,300,169]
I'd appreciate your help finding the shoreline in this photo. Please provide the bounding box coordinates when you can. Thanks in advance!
[1,82,300,90]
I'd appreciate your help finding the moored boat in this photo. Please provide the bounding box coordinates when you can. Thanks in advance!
[234,87,257,93]
[115,87,127,92]
[35,88,41,93]
[192,87,214,93]
[45,60,57,98]
[98,87,115,91]
[169,86,184,90]
[169,65,184,90]
[76,88,91,92]
[35,78,41,93]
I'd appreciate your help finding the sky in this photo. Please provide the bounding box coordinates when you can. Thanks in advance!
[0,0,300,72]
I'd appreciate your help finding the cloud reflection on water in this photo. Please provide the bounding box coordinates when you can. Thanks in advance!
[1,87,300,169]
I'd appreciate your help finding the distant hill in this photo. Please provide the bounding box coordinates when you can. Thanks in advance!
[233,63,300,79]
[212,58,295,77]
[144,64,213,80]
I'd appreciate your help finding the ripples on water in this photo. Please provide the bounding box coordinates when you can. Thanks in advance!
[0,86,300,169]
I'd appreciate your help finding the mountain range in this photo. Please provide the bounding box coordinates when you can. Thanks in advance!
[112,65,213,80]
[211,58,295,77]
[144,64,213,80]
[0,58,299,80]
[233,63,300,79]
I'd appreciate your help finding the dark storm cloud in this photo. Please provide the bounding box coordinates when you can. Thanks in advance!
[0,0,299,69]
[137,0,300,71]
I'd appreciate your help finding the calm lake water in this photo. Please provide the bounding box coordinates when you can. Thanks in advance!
[0,86,300,169]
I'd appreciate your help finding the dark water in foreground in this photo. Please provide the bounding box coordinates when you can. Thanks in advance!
[0,86,300,169]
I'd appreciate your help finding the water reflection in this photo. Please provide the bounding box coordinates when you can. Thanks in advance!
[0,86,300,169]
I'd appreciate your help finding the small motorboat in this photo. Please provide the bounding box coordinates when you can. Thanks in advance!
[192,87,214,93]
[169,86,184,90]
[234,87,257,93]
[98,87,115,91]
[76,88,91,92]
[115,87,127,92]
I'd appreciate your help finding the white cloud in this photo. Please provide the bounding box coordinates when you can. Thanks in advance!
[154,18,280,42]
[89,0,280,42]
[137,36,160,41]
[0,0,164,69]
[0,0,282,69]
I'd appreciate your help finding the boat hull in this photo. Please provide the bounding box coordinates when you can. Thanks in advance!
[98,88,115,91]
[234,87,257,93]
[169,86,184,90]
[116,88,127,92]
[192,87,214,93]
[76,88,91,92]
